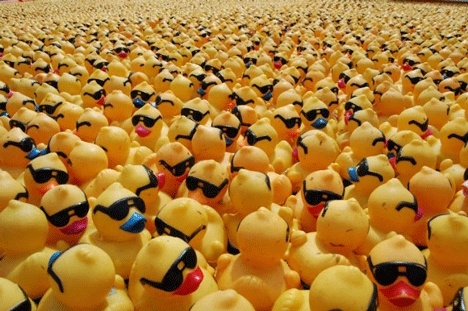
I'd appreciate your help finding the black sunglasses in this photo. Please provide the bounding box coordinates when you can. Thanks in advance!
[367,256,427,287]
[139,246,197,292]
[131,114,162,128]
[93,196,146,221]
[155,217,206,243]
[181,108,209,123]
[40,201,89,227]
[274,114,302,129]
[230,93,255,106]
[130,90,155,102]
[355,159,384,182]
[213,125,239,139]
[154,95,175,107]
[87,77,109,87]
[159,156,194,177]
[3,137,35,153]
[244,129,272,146]
[83,89,106,100]
[27,164,69,184]
[175,124,198,142]
[302,180,343,206]
[301,108,329,121]
[9,119,28,132]
[135,165,159,196]
[186,176,228,198]
[38,101,63,114]
[252,84,272,95]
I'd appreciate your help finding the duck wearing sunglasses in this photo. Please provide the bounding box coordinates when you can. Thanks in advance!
[366,234,443,311]
[23,152,69,206]
[39,243,133,311]
[40,184,90,247]
[128,236,218,311]
[82,182,151,279]
[130,104,167,150]
[154,197,227,265]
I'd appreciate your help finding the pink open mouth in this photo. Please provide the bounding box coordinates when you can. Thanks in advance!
[60,217,88,235]
[172,266,203,296]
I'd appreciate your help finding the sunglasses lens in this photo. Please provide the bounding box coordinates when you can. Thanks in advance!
[185,176,198,191]
[304,190,321,206]
[374,265,398,286]
[75,202,90,217]
[50,212,70,227]
[203,184,220,198]
[21,139,34,152]
[406,265,427,286]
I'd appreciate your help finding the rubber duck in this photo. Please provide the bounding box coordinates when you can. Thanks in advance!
[130,104,168,150]
[67,140,108,188]
[25,112,61,147]
[45,130,81,171]
[197,73,222,99]
[335,121,386,183]
[0,169,28,211]
[57,73,82,97]
[21,152,68,206]
[74,107,109,143]
[394,139,438,187]
[407,166,456,248]
[285,129,340,193]
[37,243,134,311]
[356,178,421,256]
[286,198,368,289]
[177,159,229,212]
[94,125,131,169]
[344,154,395,209]
[153,69,174,94]
[130,81,157,110]
[154,197,227,266]
[439,117,468,163]
[230,85,268,116]
[308,265,378,311]
[0,127,43,178]
[299,95,335,138]
[216,207,300,311]
[8,106,37,135]
[37,93,84,132]
[190,289,256,311]
[366,233,443,311]
[80,80,106,109]
[424,211,468,306]
[211,110,241,153]
[191,124,226,163]
[80,182,151,279]
[170,74,194,102]
[153,90,184,125]
[0,200,56,300]
[128,236,218,311]
[145,141,194,198]
[0,277,37,311]
[268,104,302,147]
[223,169,277,249]
[207,83,234,118]
[181,97,212,126]
[288,165,344,233]
[117,164,170,234]
[249,74,273,102]
[40,184,91,248]
[243,117,293,174]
